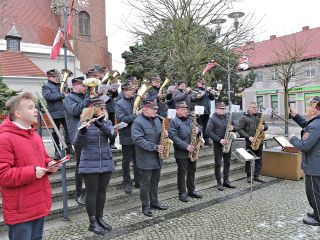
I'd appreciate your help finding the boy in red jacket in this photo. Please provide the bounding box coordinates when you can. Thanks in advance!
[0,92,60,240]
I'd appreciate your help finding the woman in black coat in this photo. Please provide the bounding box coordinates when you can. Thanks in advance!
[74,99,116,236]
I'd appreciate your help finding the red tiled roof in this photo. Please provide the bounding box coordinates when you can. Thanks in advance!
[0,51,45,77]
[0,0,60,47]
[238,26,320,69]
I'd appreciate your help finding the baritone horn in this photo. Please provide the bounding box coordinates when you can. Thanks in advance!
[159,77,171,104]
[101,70,120,85]
[133,78,152,113]
[60,69,73,93]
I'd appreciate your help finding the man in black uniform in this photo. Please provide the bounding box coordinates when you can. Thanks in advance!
[172,81,196,111]
[289,97,320,226]
[132,100,169,217]
[64,76,92,205]
[146,76,168,117]
[238,102,268,183]
[115,83,142,194]
[42,69,74,159]
[206,102,238,191]
[194,79,215,146]
[168,101,203,202]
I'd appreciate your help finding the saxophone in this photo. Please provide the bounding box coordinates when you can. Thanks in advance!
[250,113,266,151]
[159,117,173,160]
[189,113,205,162]
[222,112,237,153]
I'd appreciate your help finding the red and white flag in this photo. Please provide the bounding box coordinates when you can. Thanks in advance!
[202,60,218,75]
[50,28,63,60]
[66,0,75,37]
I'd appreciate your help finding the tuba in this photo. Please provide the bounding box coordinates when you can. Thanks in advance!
[60,69,73,93]
[133,78,152,113]
[83,78,101,97]
[159,116,173,160]
[158,78,171,104]
[189,113,205,161]
[251,113,266,150]
[222,112,237,153]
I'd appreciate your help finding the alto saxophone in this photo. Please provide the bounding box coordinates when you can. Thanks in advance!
[222,112,237,153]
[189,113,205,162]
[251,113,266,151]
[159,117,173,160]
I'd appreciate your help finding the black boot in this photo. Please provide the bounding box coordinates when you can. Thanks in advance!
[88,216,105,235]
[216,179,224,191]
[96,216,112,231]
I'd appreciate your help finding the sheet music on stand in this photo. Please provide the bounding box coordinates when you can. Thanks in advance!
[232,148,260,201]
[233,148,260,162]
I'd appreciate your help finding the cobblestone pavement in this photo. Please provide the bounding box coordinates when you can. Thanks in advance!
[40,177,320,240]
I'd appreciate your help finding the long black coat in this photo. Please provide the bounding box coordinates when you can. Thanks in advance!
[42,81,65,119]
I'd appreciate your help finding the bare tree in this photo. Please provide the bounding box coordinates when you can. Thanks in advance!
[123,0,257,83]
[270,32,316,133]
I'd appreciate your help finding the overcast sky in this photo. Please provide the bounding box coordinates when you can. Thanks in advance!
[106,0,320,72]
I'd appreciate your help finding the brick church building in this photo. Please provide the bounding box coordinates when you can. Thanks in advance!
[0,0,112,93]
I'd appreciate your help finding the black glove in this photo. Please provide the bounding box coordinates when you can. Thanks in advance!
[80,126,88,134]
[93,120,103,129]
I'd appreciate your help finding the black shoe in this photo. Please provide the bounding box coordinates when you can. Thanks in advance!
[223,181,236,189]
[247,177,252,183]
[188,191,203,198]
[96,216,112,231]
[253,177,265,183]
[110,145,117,150]
[142,208,153,217]
[179,193,189,202]
[307,211,316,218]
[88,216,105,235]
[150,203,169,210]
[124,185,132,194]
[303,216,320,226]
[76,194,85,205]
[217,183,224,191]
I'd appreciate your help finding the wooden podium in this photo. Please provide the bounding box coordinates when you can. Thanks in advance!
[261,146,304,181]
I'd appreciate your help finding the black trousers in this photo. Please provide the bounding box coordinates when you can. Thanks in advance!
[139,168,161,209]
[108,112,116,145]
[52,118,72,152]
[213,143,231,183]
[176,157,196,194]
[245,144,263,178]
[75,146,84,197]
[305,175,320,221]
[121,144,140,185]
[82,172,112,217]
[196,114,210,142]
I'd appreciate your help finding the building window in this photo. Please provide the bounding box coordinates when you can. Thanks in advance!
[7,39,20,51]
[257,96,263,109]
[272,69,279,81]
[79,11,90,36]
[306,66,315,78]
[290,66,296,79]
[256,71,263,83]
[271,95,278,114]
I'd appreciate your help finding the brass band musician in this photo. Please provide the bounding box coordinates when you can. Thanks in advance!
[238,102,268,183]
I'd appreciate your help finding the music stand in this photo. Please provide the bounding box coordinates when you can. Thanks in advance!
[233,148,260,199]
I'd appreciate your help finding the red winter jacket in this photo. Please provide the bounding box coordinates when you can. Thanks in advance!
[0,117,52,225]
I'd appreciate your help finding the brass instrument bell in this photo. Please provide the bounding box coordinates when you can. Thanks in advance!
[60,69,73,93]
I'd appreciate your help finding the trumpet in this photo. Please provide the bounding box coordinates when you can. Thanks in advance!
[60,69,73,93]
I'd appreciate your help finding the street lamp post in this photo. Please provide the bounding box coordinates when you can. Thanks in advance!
[50,0,78,221]
[212,11,244,112]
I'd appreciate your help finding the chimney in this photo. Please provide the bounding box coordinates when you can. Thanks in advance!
[302,26,310,31]
[270,35,276,40]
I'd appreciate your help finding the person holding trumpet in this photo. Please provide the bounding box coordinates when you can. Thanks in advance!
[74,97,116,235]
[173,80,196,111]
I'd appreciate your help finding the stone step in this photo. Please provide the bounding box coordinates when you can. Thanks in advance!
[0,161,246,231]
